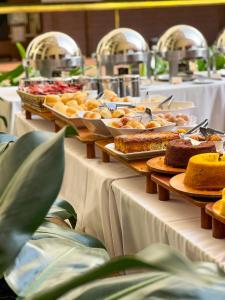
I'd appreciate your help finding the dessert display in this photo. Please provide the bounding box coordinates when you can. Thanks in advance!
[184,153,225,190]
[114,132,179,153]
[213,188,225,216]
[165,139,216,168]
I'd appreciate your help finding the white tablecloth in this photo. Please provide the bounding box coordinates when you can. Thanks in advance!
[141,79,225,131]
[14,112,139,256]
[13,112,225,270]
[0,87,21,133]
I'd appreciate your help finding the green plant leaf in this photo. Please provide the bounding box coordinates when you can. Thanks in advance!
[16,42,26,59]
[0,129,65,275]
[29,244,225,300]
[46,198,77,228]
[65,126,78,138]
[0,64,24,83]
[5,221,109,298]
[0,131,54,197]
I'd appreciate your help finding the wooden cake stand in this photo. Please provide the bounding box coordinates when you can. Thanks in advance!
[150,174,215,230]
[169,173,221,230]
[55,119,110,159]
[147,156,185,199]
[95,139,159,194]
[205,203,225,239]
[23,104,55,121]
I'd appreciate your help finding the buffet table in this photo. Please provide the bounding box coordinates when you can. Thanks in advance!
[14,112,225,270]
[1,78,225,135]
[141,79,225,131]
[0,87,21,133]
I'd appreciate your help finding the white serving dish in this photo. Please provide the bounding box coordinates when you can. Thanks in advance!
[150,101,196,114]
[105,143,165,161]
[78,111,112,137]
[102,119,175,137]
[193,79,214,84]
[43,103,84,128]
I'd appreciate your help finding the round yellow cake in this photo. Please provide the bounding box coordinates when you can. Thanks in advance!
[184,153,225,190]
[213,188,225,216]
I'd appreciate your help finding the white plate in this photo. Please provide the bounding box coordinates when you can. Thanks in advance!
[193,79,214,84]
[78,111,112,137]
[102,119,175,137]
[105,143,165,160]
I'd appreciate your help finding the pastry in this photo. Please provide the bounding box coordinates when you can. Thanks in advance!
[126,119,145,129]
[115,132,179,153]
[66,100,79,109]
[66,107,77,117]
[145,120,161,129]
[53,102,67,115]
[45,94,61,107]
[86,100,101,111]
[100,109,112,119]
[165,139,216,168]
[61,93,77,104]
[112,109,125,118]
[83,111,101,119]
[74,91,88,104]
[184,153,225,190]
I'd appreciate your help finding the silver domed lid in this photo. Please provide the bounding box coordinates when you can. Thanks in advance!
[215,29,225,54]
[25,31,83,77]
[156,25,208,60]
[96,28,149,64]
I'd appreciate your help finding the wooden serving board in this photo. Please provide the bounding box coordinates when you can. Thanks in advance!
[170,173,222,199]
[23,104,55,121]
[55,119,109,159]
[205,203,225,239]
[95,139,158,194]
[151,173,214,230]
[147,156,186,175]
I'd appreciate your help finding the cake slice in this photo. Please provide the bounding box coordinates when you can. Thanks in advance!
[114,132,179,154]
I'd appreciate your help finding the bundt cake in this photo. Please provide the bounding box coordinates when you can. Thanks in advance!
[165,139,216,168]
[184,153,225,190]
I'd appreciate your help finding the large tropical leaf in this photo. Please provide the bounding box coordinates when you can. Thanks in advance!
[0,129,65,275]
[29,244,225,300]
[46,198,77,228]
[5,221,109,298]
[0,131,54,197]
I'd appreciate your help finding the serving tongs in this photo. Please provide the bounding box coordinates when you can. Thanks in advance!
[185,119,208,135]
[157,95,174,110]
[199,127,225,137]
[138,107,153,125]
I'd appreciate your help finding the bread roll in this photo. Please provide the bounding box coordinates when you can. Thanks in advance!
[61,93,77,104]
[83,112,101,119]
[66,100,79,109]
[45,94,61,107]
[112,109,125,118]
[53,102,67,115]
[100,109,112,119]
[86,100,101,111]
[66,107,77,117]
